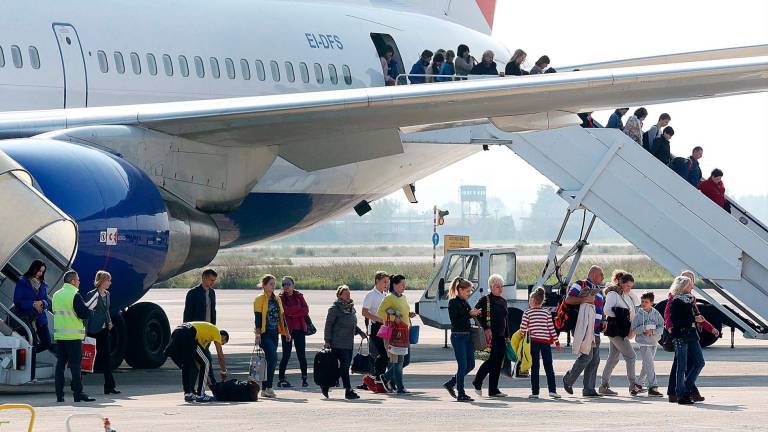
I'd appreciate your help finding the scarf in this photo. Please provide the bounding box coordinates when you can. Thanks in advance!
[29,278,41,295]
[334,299,356,315]
[674,293,695,304]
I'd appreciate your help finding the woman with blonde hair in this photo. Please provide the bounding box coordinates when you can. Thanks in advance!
[505,49,528,76]
[84,270,119,394]
[668,275,708,404]
[253,274,289,398]
[471,274,509,397]
[443,277,481,401]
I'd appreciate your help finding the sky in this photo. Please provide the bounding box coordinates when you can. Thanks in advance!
[379,0,768,219]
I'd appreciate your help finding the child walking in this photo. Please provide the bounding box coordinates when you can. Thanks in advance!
[519,287,561,399]
[632,291,665,396]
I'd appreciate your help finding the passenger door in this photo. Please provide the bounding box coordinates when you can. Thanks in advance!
[52,24,87,108]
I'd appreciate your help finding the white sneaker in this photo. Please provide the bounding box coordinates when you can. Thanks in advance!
[474,388,482,397]
[261,388,276,398]
[549,392,562,399]
[528,394,539,399]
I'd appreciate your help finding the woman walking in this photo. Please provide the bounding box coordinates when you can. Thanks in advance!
[442,277,481,401]
[669,275,708,405]
[377,274,415,394]
[323,285,367,399]
[471,274,509,398]
[277,276,310,388]
[599,271,642,396]
[521,287,561,399]
[84,270,119,394]
[13,260,51,381]
[254,274,289,398]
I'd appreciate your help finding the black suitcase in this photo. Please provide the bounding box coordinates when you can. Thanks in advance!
[313,349,340,387]
[210,379,259,402]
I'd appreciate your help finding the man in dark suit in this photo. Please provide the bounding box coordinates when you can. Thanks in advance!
[184,269,218,324]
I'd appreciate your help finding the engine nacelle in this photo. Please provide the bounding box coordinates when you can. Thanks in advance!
[0,139,219,309]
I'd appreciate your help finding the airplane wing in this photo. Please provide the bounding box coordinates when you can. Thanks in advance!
[1,56,767,172]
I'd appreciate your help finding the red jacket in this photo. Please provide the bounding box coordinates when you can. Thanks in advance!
[698,178,726,208]
[280,291,309,333]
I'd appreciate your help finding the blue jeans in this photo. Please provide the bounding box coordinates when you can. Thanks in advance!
[260,329,279,389]
[383,352,406,391]
[531,341,556,395]
[332,348,353,390]
[446,333,475,395]
[673,331,705,398]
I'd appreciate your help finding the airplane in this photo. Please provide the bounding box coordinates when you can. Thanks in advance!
[0,0,766,377]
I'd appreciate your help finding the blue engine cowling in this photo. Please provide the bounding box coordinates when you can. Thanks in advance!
[0,139,219,309]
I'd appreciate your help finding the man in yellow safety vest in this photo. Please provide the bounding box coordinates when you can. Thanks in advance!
[52,270,95,403]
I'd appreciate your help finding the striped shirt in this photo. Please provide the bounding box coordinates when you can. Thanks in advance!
[568,279,605,335]
[520,307,559,345]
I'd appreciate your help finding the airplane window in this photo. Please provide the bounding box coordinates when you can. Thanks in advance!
[130,52,141,74]
[114,52,125,74]
[314,63,324,84]
[194,56,205,78]
[240,59,250,80]
[162,54,173,76]
[299,62,309,83]
[0,46,4,67]
[342,64,352,85]
[146,53,157,76]
[225,58,236,79]
[210,57,220,79]
[270,60,280,82]
[11,45,22,68]
[254,60,265,81]
[285,62,295,83]
[328,64,338,85]
[178,55,189,77]
[97,50,108,73]
[28,46,40,69]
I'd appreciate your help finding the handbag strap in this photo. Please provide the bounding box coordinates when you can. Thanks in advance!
[485,295,491,328]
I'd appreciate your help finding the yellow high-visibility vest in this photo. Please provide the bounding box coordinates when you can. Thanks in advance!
[52,283,85,341]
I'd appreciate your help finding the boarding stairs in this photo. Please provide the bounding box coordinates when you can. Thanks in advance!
[0,149,77,385]
[402,122,768,340]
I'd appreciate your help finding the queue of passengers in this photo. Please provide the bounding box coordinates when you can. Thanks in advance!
[379,43,555,85]
[581,107,730,212]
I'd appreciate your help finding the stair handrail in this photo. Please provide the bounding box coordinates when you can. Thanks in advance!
[0,302,33,345]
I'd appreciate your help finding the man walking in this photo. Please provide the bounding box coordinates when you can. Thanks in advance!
[562,266,606,398]
[362,271,390,384]
[53,270,95,403]
[687,146,704,187]
[644,113,671,151]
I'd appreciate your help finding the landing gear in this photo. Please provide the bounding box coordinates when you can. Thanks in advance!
[123,302,171,369]
[103,312,127,371]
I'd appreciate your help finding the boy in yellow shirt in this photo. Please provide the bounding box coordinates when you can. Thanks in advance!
[165,321,229,402]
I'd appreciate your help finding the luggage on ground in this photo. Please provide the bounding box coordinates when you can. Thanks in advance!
[210,379,259,402]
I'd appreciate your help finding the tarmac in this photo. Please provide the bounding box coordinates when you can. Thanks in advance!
[1,289,767,431]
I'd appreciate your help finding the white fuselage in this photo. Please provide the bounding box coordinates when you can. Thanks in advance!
[0,0,510,241]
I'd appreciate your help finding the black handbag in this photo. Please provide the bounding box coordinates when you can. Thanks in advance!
[351,340,374,375]
[305,316,317,336]
[659,330,675,352]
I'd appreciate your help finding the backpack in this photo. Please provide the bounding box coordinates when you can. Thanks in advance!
[210,379,259,402]
[554,281,586,332]
[642,131,651,151]
[313,349,340,388]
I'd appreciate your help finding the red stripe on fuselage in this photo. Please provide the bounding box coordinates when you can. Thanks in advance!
[476,0,496,29]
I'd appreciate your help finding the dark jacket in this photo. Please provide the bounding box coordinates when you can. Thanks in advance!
[85,289,112,335]
[13,277,49,327]
[183,285,216,324]
[578,113,603,128]
[670,297,697,339]
[672,157,691,180]
[408,60,427,84]
[471,61,499,76]
[448,297,472,333]
[651,136,671,166]
[604,307,631,338]
[606,112,625,130]
[475,294,508,338]
[324,302,365,350]
[687,157,702,187]
[504,61,528,76]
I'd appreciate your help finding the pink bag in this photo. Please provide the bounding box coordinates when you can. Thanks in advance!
[377,321,393,340]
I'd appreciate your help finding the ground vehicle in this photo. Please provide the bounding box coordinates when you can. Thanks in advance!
[416,248,527,334]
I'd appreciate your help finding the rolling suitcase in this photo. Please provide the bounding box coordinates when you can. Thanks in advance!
[313,349,339,388]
